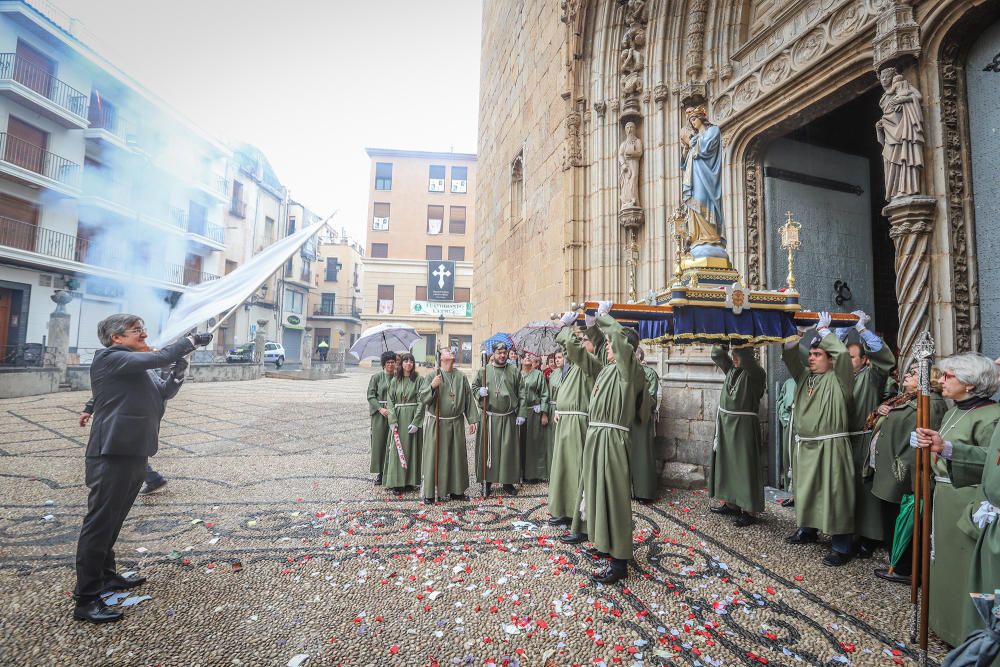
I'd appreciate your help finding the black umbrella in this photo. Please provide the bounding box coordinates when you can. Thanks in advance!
[942,590,1000,667]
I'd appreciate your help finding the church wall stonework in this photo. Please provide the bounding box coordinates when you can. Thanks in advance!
[477,0,1000,488]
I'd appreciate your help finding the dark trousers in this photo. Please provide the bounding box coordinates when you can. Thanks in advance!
[800,527,853,554]
[74,455,147,604]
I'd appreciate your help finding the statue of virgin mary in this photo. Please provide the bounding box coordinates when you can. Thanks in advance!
[681,106,727,258]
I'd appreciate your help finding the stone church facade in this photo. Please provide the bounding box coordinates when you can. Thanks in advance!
[475,0,1000,484]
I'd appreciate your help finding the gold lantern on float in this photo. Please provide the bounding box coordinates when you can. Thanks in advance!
[779,210,802,291]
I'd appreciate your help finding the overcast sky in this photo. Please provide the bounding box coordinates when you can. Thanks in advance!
[55,0,483,243]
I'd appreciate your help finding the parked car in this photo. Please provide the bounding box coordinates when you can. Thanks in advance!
[225,342,286,368]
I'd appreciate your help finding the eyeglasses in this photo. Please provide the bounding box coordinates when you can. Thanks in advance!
[941,371,957,381]
[123,326,147,336]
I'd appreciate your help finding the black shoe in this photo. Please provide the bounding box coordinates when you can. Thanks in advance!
[784,528,818,545]
[582,546,609,559]
[74,599,123,624]
[856,542,877,559]
[874,567,911,584]
[777,497,795,508]
[391,488,404,497]
[560,532,588,544]
[422,497,435,505]
[450,493,470,501]
[591,560,628,585]
[139,478,167,495]
[483,482,492,498]
[733,512,757,528]
[635,498,654,505]
[103,573,147,592]
[502,484,518,496]
[547,516,571,527]
[822,550,852,567]
[374,474,382,486]
[709,503,739,515]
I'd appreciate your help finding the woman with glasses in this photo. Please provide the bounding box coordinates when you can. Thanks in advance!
[913,353,1000,647]
[385,353,424,496]
[867,364,946,583]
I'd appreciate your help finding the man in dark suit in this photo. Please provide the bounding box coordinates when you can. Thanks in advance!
[73,314,211,623]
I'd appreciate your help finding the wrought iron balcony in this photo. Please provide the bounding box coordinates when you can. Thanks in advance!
[0,132,81,189]
[312,304,362,319]
[0,52,88,121]
[187,219,225,244]
[86,108,131,142]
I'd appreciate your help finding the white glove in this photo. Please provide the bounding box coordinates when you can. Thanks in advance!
[584,314,597,328]
[478,387,489,397]
[515,417,526,426]
[407,424,419,434]
[909,431,919,448]
[816,311,832,330]
[560,311,577,326]
[597,300,613,316]
[391,424,398,432]
[852,310,870,332]
[533,405,542,414]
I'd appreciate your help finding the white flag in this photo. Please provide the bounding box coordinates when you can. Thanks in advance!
[151,217,331,347]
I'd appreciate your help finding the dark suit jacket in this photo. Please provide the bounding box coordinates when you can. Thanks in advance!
[86,338,195,458]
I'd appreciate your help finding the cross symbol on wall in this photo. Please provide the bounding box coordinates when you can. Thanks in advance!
[432,263,452,288]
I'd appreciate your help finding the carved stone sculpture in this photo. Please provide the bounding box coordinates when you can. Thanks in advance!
[681,106,726,258]
[875,67,924,201]
[618,121,642,209]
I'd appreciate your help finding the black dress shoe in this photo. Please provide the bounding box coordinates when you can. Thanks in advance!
[483,482,492,498]
[733,512,757,528]
[777,497,795,508]
[784,528,818,545]
[822,550,853,567]
[591,560,628,584]
[560,532,588,544]
[635,498,654,505]
[856,542,877,559]
[582,546,609,559]
[391,488,405,497]
[422,497,435,505]
[374,474,383,486]
[709,503,740,515]
[502,484,518,496]
[103,573,147,592]
[450,493,470,501]
[874,567,911,584]
[139,478,167,495]
[74,599,123,624]
[547,516,571,527]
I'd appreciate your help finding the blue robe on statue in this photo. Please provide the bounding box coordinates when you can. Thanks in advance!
[682,124,725,252]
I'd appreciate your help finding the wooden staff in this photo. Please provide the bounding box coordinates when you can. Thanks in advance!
[433,349,441,505]
[480,349,489,499]
[910,331,935,661]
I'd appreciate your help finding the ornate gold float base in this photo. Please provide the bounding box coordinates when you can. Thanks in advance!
[675,255,742,287]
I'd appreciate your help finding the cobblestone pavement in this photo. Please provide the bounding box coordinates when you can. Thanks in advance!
[0,368,947,666]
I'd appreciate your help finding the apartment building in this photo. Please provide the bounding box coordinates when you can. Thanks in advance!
[307,228,364,358]
[361,148,476,365]
[0,1,228,363]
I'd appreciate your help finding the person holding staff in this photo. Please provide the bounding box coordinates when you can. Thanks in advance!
[472,342,527,497]
[367,352,397,485]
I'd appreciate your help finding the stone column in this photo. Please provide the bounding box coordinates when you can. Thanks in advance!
[301,326,313,371]
[46,290,72,375]
[883,195,936,363]
[254,319,268,368]
[336,328,347,373]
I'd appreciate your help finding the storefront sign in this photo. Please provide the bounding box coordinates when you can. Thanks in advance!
[410,301,472,317]
[282,312,304,330]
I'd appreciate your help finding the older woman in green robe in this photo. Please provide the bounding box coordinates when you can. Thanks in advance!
[708,345,767,526]
[545,351,564,479]
[915,353,1000,648]
[867,364,946,583]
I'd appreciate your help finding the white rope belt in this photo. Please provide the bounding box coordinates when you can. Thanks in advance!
[556,410,588,417]
[588,421,630,432]
[719,407,758,417]
[484,410,513,469]
[713,406,759,451]
[794,431,866,443]
[377,401,387,405]
[393,403,419,407]
[486,410,514,417]
[424,413,461,421]
[933,475,952,485]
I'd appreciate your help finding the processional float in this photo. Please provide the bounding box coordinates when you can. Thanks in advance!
[548,112,935,659]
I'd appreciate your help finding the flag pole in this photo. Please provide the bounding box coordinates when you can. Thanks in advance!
[434,348,441,505]
[481,349,489,500]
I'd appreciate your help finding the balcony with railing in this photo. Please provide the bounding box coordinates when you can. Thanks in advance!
[194,172,228,201]
[85,107,133,147]
[0,215,213,287]
[186,218,225,249]
[0,53,88,126]
[311,303,362,320]
[0,133,81,192]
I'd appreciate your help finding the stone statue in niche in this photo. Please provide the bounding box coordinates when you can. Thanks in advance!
[681,106,726,258]
[618,121,642,209]
[875,67,925,200]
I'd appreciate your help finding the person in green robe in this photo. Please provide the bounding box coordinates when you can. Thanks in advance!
[545,351,565,479]
[867,363,946,583]
[563,303,643,584]
[839,311,897,557]
[776,377,796,494]
[550,318,605,531]
[419,345,480,503]
[519,355,550,483]
[708,345,766,525]
[367,351,397,485]
[914,353,1000,647]
[781,313,856,566]
[471,342,527,496]
[385,353,425,495]
[629,348,660,504]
